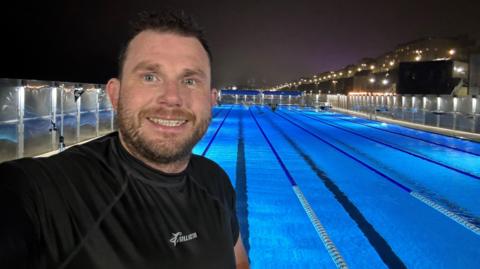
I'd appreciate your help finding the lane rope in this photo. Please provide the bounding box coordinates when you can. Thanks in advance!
[249,107,349,269]
[274,108,480,237]
[410,191,480,235]
[323,111,480,157]
[290,110,480,181]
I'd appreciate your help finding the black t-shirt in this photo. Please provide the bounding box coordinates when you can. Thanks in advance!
[0,132,239,269]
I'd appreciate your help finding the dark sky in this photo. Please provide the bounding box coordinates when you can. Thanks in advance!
[2,0,480,88]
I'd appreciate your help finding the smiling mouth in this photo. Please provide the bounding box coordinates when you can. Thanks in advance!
[147,117,187,127]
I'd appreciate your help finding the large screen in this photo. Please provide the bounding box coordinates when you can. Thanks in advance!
[398,60,459,95]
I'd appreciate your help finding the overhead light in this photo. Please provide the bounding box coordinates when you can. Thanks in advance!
[454,66,465,73]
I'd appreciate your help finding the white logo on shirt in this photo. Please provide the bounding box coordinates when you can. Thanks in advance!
[169,232,198,246]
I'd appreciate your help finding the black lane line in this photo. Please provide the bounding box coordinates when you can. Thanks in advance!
[201,105,251,252]
[273,110,411,191]
[235,108,250,254]
[275,108,480,231]
[307,110,480,157]
[249,107,350,268]
[259,107,406,269]
[286,110,480,181]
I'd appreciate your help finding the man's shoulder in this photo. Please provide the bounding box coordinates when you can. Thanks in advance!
[59,132,118,160]
[189,154,228,178]
[188,155,234,198]
[190,154,221,167]
[0,132,119,188]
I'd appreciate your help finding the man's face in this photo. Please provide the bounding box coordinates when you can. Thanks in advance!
[107,30,216,165]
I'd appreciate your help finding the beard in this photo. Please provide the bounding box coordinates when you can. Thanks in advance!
[117,100,211,165]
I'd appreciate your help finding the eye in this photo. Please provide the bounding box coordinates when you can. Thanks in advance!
[143,74,157,82]
[183,78,197,86]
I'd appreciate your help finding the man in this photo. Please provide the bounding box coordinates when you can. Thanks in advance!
[0,10,249,269]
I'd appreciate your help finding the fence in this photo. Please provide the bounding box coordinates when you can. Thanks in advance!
[327,94,480,133]
[3,80,478,163]
[0,79,115,163]
[219,90,314,107]
[220,91,480,134]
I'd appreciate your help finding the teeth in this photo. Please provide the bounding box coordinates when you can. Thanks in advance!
[148,117,186,127]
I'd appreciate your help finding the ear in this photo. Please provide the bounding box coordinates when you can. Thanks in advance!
[210,88,218,107]
[106,78,121,111]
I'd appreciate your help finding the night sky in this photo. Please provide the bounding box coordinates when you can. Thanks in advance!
[2,0,480,88]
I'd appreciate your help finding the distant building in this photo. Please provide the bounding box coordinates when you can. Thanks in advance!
[398,60,466,95]
[275,35,478,95]
[469,48,480,96]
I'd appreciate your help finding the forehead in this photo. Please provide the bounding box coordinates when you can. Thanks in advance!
[124,30,211,74]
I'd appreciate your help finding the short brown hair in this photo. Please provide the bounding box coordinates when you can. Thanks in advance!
[118,9,212,78]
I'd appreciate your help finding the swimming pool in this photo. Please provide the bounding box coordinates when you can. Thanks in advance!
[193,104,480,268]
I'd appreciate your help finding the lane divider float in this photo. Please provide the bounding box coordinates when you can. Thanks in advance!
[249,107,349,269]
[274,108,480,236]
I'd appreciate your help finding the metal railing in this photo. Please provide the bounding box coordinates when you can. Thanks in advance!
[0,78,115,163]
[327,94,480,134]
[4,79,478,163]
[219,92,327,107]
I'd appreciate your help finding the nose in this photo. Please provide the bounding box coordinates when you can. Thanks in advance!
[156,81,183,107]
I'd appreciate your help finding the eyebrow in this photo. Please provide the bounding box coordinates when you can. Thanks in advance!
[182,68,207,79]
[131,61,208,79]
[131,61,162,73]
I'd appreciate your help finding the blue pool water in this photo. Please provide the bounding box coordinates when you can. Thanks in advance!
[193,105,480,268]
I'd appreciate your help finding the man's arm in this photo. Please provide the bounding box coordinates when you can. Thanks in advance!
[234,233,250,269]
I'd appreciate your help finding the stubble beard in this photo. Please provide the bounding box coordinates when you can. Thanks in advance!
[117,100,211,165]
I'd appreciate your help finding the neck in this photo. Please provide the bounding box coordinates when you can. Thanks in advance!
[118,134,190,174]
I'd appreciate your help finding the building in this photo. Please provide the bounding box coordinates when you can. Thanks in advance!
[272,35,478,96]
